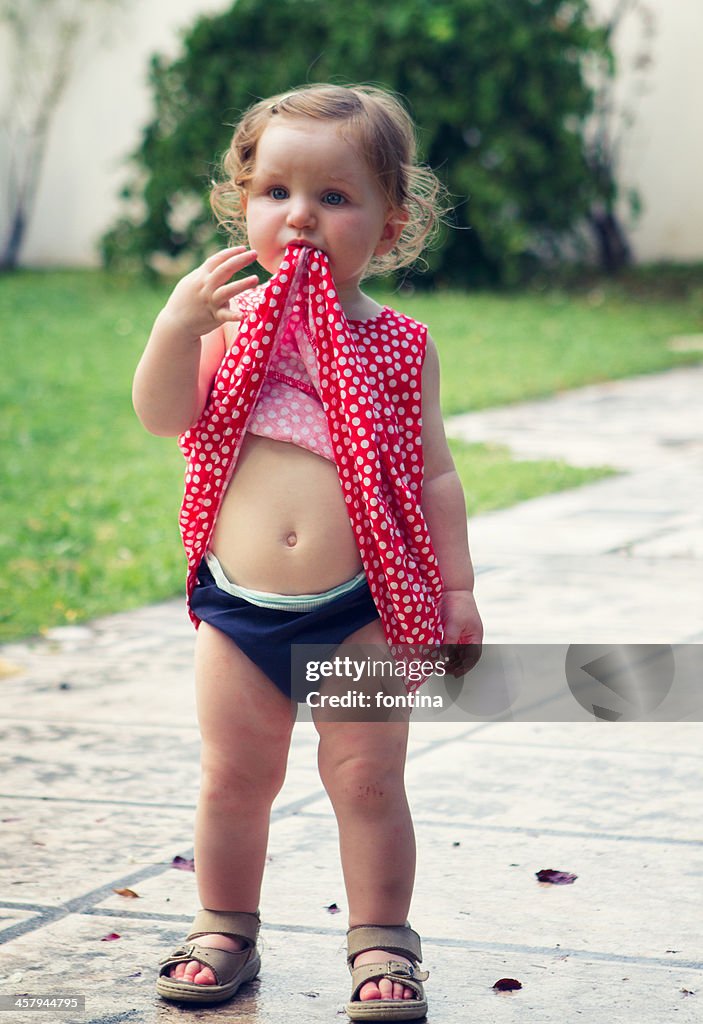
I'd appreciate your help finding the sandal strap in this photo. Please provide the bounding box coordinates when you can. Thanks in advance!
[187,909,260,947]
[158,942,252,984]
[349,960,429,1003]
[346,923,422,965]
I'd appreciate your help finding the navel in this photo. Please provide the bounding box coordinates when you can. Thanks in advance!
[285,532,298,548]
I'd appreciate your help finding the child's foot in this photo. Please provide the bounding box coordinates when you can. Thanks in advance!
[353,949,417,1001]
[168,933,246,985]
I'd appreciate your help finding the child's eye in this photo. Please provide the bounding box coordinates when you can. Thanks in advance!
[323,192,346,206]
[269,187,289,200]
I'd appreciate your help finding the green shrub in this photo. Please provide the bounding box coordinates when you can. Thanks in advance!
[102,0,610,285]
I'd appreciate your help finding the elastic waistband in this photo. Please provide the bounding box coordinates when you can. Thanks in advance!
[204,552,367,612]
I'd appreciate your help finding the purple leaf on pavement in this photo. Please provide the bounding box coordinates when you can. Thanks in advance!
[536,868,577,885]
[171,855,195,872]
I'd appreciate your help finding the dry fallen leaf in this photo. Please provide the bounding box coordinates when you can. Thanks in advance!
[493,978,522,992]
[0,658,22,678]
[171,855,195,872]
[536,868,577,885]
[100,932,121,942]
[113,887,140,899]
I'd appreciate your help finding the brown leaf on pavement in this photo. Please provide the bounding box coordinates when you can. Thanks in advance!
[493,978,522,991]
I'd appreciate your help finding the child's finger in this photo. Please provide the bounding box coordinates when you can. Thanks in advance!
[213,277,259,321]
[214,303,249,324]
[209,248,258,287]
[203,245,248,270]
[215,274,259,303]
[443,642,482,677]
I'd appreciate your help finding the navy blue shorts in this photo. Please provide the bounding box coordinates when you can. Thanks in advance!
[190,560,380,700]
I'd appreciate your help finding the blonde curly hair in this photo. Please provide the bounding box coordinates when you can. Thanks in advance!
[210,83,446,277]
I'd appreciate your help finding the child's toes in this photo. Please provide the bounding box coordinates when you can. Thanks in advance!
[193,963,217,985]
[358,976,417,1001]
[172,959,213,985]
[380,977,407,1000]
[182,960,200,984]
[359,980,382,1000]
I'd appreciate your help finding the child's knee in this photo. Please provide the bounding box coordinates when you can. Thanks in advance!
[200,746,288,804]
[319,751,404,807]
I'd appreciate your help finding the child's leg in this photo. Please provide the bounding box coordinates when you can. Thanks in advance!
[313,619,417,1003]
[170,622,296,985]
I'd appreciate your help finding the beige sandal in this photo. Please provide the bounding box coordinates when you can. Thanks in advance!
[156,909,261,1005]
[346,923,429,1021]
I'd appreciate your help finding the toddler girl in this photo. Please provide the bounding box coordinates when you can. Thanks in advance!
[133,83,482,1020]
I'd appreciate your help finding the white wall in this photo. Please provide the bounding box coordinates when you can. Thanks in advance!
[4,0,703,267]
[595,0,703,262]
[3,0,231,268]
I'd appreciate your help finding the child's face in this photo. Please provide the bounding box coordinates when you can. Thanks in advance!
[243,117,403,302]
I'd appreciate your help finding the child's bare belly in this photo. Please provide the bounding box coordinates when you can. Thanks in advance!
[209,434,363,594]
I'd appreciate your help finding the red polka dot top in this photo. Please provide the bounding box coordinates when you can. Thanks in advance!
[178,246,444,658]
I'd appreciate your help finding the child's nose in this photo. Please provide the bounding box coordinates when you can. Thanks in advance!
[286,199,316,229]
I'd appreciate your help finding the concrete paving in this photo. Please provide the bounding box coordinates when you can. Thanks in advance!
[1,366,702,1023]
[450,365,703,643]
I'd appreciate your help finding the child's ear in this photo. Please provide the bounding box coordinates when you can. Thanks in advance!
[374,208,409,257]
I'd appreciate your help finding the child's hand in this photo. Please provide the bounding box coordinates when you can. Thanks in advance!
[439,590,483,677]
[161,246,259,338]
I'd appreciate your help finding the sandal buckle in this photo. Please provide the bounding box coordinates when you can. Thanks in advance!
[395,964,413,978]
[159,945,189,966]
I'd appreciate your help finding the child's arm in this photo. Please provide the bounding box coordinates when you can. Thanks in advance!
[133,246,258,436]
[420,335,483,670]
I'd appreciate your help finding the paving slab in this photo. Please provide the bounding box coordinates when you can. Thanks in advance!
[448,365,703,471]
[2,367,702,1023]
[448,368,703,644]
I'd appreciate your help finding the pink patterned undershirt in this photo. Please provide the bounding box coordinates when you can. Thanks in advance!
[244,290,334,459]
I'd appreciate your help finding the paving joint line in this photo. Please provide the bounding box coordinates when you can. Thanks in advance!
[604,523,703,555]
[0,854,195,947]
[0,789,345,946]
[0,792,199,811]
[0,715,201,732]
[3,903,700,974]
[423,936,703,972]
[464,737,703,761]
[295,811,703,847]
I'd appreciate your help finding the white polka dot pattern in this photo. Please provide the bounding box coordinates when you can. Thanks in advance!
[178,246,443,681]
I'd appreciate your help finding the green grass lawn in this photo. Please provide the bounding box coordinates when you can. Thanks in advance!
[1,268,700,642]
[397,281,703,414]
